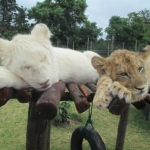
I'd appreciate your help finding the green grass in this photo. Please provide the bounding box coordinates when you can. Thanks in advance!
[0,100,150,150]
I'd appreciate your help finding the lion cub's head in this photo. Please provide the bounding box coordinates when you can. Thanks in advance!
[92,47,150,101]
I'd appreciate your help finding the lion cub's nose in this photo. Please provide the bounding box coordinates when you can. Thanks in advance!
[39,79,50,89]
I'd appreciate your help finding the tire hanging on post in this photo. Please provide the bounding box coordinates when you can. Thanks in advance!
[70,126,106,150]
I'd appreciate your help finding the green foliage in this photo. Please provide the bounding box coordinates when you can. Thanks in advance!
[105,9,150,50]
[2,30,18,40]
[54,101,70,126]
[0,0,149,51]
[27,0,102,49]
[0,0,30,39]
[0,101,150,149]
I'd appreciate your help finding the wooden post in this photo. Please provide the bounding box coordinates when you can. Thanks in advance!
[26,101,51,150]
[0,88,15,106]
[110,35,114,52]
[123,42,125,49]
[115,104,130,150]
[134,40,138,51]
[36,81,66,120]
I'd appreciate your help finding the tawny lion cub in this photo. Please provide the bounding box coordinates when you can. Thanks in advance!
[91,46,150,108]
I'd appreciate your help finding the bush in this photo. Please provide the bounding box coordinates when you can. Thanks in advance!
[54,101,70,126]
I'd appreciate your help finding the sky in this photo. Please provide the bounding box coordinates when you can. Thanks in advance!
[16,0,150,38]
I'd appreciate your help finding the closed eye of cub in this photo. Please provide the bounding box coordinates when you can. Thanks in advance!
[24,66,31,69]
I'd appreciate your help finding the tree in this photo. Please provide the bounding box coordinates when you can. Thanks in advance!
[105,16,128,40]
[105,10,150,50]
[0,0,17,38]
[138,9,150,45]
[79,21,102,50]
[28,0,102,49]
[139,9,150,25]
[0,0,29,39]
[127,12,148,48]
[14,6,30,33]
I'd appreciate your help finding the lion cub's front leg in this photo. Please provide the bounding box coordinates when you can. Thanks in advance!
[93,75,113,108]
[0,66,29,89]
[93,76,132,109]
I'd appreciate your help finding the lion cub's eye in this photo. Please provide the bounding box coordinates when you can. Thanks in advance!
[118,72,128,77]
[24,65,31,69]
[138,66,144,72]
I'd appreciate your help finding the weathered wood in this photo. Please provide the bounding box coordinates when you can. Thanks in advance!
[108,98,127,115]
[0,82,135,150]
[86,83,96,92]
[79,84,91,97]
[79,84,95,102]
[0,88,15,106]
[67,83,90,113]
[16,88,33,103]
[143,94,150,104]
[61,92,71,101]
[26,101,51,150]
[0,88,34,106]
[115,104,130,150]
[132,101,146,109]
[36,81,66,120]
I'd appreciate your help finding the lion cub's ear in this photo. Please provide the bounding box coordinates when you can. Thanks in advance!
[31,23,52,39]
[0,39,14,57]
[91,56,108,75]
[138,45,150,59]
[143,45,150,51]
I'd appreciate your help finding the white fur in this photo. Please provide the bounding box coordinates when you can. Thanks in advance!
[0,23,100,91]
[0,67,28,89]
[83,51,101,60]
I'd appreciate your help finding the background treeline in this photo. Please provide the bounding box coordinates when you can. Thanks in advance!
[0,0,150,54]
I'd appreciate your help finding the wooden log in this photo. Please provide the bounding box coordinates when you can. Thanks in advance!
[67,83,90,113]
[36,81,66,120]
[115,104,130,150]
[0,88,15,106]
[26,101,51,150]
[132,101,146,109]
[143,94,150,104]
[86,83,96,92]
[79,84,95,102]
[108,98,127,115]
[61,92,71,101]
[16,88,33,103]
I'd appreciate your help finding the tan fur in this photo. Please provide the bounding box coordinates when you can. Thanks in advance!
[92,46,150,109]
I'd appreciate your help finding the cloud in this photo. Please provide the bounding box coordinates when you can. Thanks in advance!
[86,0,149,28]
[17,0,43,8]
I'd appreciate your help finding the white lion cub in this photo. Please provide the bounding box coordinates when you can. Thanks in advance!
[0,23,100,91]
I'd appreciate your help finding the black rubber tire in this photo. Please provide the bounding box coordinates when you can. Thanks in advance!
[71,126,106,150]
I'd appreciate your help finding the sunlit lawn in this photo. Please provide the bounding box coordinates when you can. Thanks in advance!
[0,100,150,150]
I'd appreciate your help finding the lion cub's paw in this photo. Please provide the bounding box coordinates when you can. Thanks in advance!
[93,91,113,109]
[93,75,113,109]
[109,81,132,103]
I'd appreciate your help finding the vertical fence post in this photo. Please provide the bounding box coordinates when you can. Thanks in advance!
[110,35,114,52]
[26,101,51,150]
[115,104,130,150]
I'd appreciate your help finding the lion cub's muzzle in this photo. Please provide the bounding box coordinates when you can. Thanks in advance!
[132,84,148,96]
